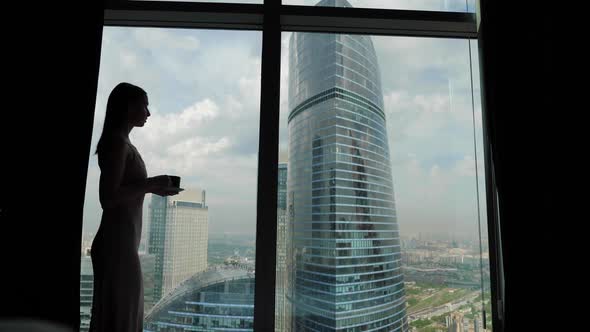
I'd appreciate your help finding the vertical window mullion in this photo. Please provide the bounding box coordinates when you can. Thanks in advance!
[254,1,281,331]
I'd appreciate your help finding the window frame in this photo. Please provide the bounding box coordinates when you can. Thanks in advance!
[95,1,503,331]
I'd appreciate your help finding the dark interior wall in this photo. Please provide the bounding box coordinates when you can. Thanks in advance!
[1,1,104,329]
[478,0,554,330]
[0,1,553,330]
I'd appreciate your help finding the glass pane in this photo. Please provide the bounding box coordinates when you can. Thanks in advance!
[470,38,493,331]
[275,30,492,331]
[80,27,261,331]
[284,0,477,13]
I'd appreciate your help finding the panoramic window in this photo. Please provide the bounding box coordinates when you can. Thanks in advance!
[274,29,492,332]
[80,27,261,331]
[83,1,496,332]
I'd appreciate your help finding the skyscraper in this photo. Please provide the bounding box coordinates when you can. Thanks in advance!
[287,0,408,330]
[148,188,209,301]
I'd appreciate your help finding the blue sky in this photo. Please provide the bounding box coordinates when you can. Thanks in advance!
[82,25,487,245]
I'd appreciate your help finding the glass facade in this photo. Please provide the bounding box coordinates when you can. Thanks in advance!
[144,267,255,331]
[276,163,290,332]
[287,13,408,332]
[278,163,288,210]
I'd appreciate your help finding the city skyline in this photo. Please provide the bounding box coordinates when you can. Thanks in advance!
[79,11,491,332]
[80,215,490,331]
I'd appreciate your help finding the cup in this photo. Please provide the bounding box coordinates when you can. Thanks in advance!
[168,175,181,189]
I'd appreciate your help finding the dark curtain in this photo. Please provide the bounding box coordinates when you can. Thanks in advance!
[478,0,554,331]
[1,1,105,329]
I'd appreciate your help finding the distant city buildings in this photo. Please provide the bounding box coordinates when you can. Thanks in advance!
[402,246,489,268]
[79,256,93,332]
[148,189,209,300]
[447,312,464,332]
[472,317,480,332]
[77,171,481,324]
[224,255,255,271]
[81,232,94,256]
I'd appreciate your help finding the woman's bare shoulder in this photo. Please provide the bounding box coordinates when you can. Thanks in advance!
[98,135,131,164]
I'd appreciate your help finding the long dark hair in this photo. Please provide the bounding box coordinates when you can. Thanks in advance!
[95,82,147,156]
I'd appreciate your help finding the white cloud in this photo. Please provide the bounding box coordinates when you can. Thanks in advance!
[145,136,232,176]
[392,152,479,237]
[175,99,219,129]
[453,155,476,177]
[133,28,200,51]
[429,164,441,178]
[414,94,451,113]
[135,99,219,149]
[168,137,231,157]
[120,49,138,69]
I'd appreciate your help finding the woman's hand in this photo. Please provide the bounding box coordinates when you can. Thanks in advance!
[147,175,180,197]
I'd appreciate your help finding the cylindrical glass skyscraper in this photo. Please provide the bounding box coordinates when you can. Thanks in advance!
[287,1,408,331]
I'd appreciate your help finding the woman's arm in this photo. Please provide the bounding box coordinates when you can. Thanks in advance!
[98,139,153,210]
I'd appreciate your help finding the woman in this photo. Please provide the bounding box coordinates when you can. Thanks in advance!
[89,83,179,332]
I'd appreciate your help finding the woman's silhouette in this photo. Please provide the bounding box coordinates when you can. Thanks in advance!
[89,83,179,332]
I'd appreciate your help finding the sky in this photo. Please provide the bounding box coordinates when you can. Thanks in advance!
[153,0,476,12]
[82,8,487,246]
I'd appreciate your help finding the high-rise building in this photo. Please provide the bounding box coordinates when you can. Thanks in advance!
[144,266,255,331]
[276,162,290,332]
[79,255,93,332]
[286,0,408,330]
[148,188,209,301]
